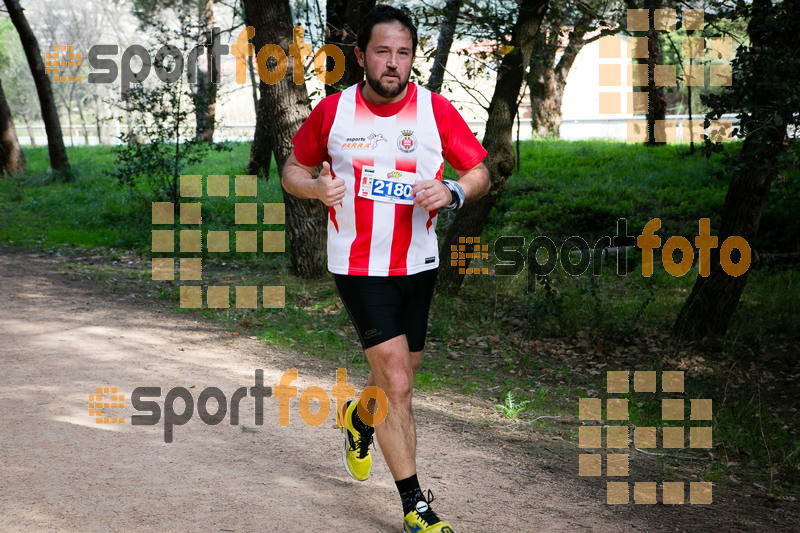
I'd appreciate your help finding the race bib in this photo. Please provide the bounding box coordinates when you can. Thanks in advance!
[358,166,416,205]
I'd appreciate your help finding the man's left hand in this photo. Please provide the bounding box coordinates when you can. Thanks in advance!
[413,180,450,212]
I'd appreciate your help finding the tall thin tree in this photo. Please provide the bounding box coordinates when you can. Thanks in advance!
[195,0,217,142]
[625,0,667,145]
[427,0,462,94]
[3,0,70,174]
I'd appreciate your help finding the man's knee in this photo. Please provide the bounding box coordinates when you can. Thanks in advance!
[382,367,414,403]
[366,337,416,402]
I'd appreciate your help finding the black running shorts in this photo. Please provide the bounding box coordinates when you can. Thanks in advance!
[333,268,438,352]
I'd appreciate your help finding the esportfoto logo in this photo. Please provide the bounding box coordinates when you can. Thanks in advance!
[60,26,344,99]
[452,218,751,282]
[88,369,388,443]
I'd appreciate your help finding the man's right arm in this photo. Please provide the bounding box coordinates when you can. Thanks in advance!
[281,153,346,206]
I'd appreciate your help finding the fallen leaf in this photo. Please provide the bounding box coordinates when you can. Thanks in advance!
[761,497,780,508]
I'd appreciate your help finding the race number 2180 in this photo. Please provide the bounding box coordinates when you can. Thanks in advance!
[373,179,413,201]
[358,166,417,205]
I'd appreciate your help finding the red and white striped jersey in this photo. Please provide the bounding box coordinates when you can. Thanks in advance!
[292,82,486,276]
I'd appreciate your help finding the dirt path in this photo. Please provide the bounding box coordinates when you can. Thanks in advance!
[0,246,796,532]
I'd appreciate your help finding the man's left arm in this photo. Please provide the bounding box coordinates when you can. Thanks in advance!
[412,162,490,212]
[455,162,490,203]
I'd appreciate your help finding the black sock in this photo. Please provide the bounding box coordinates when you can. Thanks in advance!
[351,402,374,434]
[396,474,424,515]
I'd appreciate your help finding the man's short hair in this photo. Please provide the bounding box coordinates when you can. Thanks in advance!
[357,4,418,55]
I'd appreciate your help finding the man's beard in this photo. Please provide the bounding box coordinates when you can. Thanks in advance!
[365,68,409,99]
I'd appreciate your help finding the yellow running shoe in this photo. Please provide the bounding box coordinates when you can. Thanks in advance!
[337,399,373,481]
[403,491,454,533]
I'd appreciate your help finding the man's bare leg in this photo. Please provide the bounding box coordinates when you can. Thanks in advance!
[362,334,422,481]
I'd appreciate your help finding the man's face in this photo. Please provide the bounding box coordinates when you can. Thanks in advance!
[356,21,414,104]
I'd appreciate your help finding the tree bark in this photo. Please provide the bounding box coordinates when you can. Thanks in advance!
[530,23,596,137]
[324,0,374,96]
[673,133,782,339]
[243,0,328,279]
[529,30,559,137]
[427,0,462,94]
[248,54,259,112]
[195,0,217,142]
[3,0,70,174]
[22,112,36,147]
[247,86,272,176]
[77,95,90,145]
[643,0,666,145]
[438,0,549,294]
[0,77,26,176]
[93,94,104,144]
[242,0,268,175]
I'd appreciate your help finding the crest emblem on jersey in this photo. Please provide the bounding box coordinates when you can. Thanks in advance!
[397,130,417,153]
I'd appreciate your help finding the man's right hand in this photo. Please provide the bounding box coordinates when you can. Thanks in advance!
[314,161,346,206]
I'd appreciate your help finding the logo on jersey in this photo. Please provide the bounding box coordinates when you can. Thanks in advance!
[369,133,387,149]
[341,133,387,150]
[397,130,417,153]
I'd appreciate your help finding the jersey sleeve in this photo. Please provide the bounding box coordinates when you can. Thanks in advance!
[431,93,488,171]
[291,93,341,167]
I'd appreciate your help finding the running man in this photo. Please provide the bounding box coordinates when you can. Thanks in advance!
[282,5,489,532]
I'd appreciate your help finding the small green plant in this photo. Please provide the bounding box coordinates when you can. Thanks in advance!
[495,391,531,419]
[109,12,230,203]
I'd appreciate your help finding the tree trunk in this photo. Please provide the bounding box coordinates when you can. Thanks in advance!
[0,77,26,176]
[195,0,217,142]
[247,90,272,176]
[427,0,462,94]
[22,112,36,147]
[76,94,90,145]
[324,0,374,96]
[644,0,666,145]
[243,0,328,279]
[673,134,782,339]
[93,94,104,145]
[674,0,798,340]
[438,0,549,294]
[248,54,259,112]
[245,49,268,173]
[529,30,558,136]
[3,0,70,174]
[65,103,75,146]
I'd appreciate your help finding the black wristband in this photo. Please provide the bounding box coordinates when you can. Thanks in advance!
[442,179,465,209]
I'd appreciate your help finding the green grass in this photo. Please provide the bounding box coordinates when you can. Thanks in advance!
[2,140,799,492]
[492,140,730,242]
[1,143,285,263]
[491,139,799,252]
